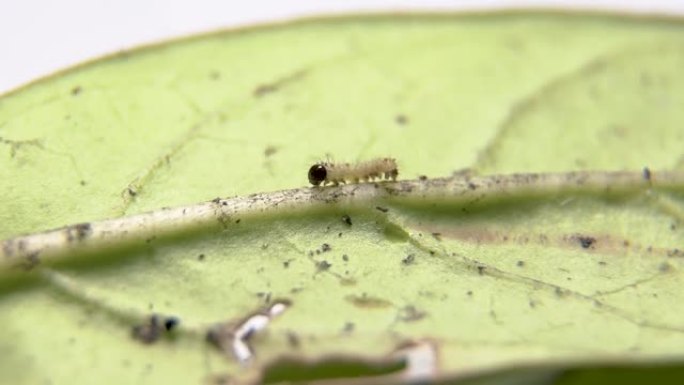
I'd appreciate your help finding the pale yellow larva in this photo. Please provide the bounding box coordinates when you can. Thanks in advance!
[308,158,399,186]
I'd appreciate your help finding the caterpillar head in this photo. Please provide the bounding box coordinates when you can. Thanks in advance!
[308,164,327,186]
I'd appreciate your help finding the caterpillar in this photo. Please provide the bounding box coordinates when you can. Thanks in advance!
[308,158,399,186]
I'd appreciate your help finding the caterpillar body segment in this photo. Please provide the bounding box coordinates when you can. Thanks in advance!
[308,158,399,186]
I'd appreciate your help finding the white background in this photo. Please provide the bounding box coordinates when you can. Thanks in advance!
[1,0,683,94]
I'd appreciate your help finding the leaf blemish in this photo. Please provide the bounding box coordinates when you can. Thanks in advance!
[402,254,415,265]
[574,235,596,249]
[345,294,392,309]
[341,214,352,226]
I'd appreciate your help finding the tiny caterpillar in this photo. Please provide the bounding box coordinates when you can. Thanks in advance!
[308,158,399,186]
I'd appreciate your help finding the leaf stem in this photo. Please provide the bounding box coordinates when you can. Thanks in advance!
[2,170,682,271]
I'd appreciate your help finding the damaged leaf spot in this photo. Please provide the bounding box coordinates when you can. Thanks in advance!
[341,214,352,226]
[206,300,290,364]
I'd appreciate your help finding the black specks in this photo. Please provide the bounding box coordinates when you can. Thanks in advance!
[375,206,389,213]
[401,254,415,265]
[598,261,607,266]
[316,260,332,272]
[670,223,677,231]
[164,317,180,331]
[577,236,596,249]
[198,254,205,261]
[516,260,525,267]
[254,84,277,97]
[80,180,87,186]
[342,322,355,334]
[341,214,352,226]
[66,222,92,243]
[211,197,221,204]
[320,243,331,253]
[71,86,82,96]
[529,300,536,308]
[342,254,349,262]
[468,182,477,190]
[418,175,428,181]
[466,290,473,296]
[127,187,137,197]
[131,315,178,344]
[643,167,652,182]
[554,287,568,297]
[235,219,241,224]
[264,146,278,157]
[395,114,408,125]
[476,265,486,275]
[667,248,681,257]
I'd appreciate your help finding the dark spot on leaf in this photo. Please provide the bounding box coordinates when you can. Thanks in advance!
[341,214,352,226]
[477,265,486,275]
[577,236,596,249]
[264,146,278,157]
[132,315,162,344]
[320,243,332,253]
[343,322,355,334]
[516,260,525,267]
[466,290,473,296]
[468,182,477,190]
[198,254,205,261]
[418,175,428,181]
[127,187,137,197]
[65,222,92,243]
[402,254,415,265]
[164,317,180,331]
[80,180,87,186]
[71,86,82,96]
[598,261,607,266]
[395,114,408,125]
[212,197,221,204]
[342,254,349,262]
[316,260,332,272]
[643,167,652,181]
[375,206,389,213]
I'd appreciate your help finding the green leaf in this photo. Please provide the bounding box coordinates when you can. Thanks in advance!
[1,11,684,385]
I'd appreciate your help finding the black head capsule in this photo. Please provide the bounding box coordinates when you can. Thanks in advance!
[308,164,327,186]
